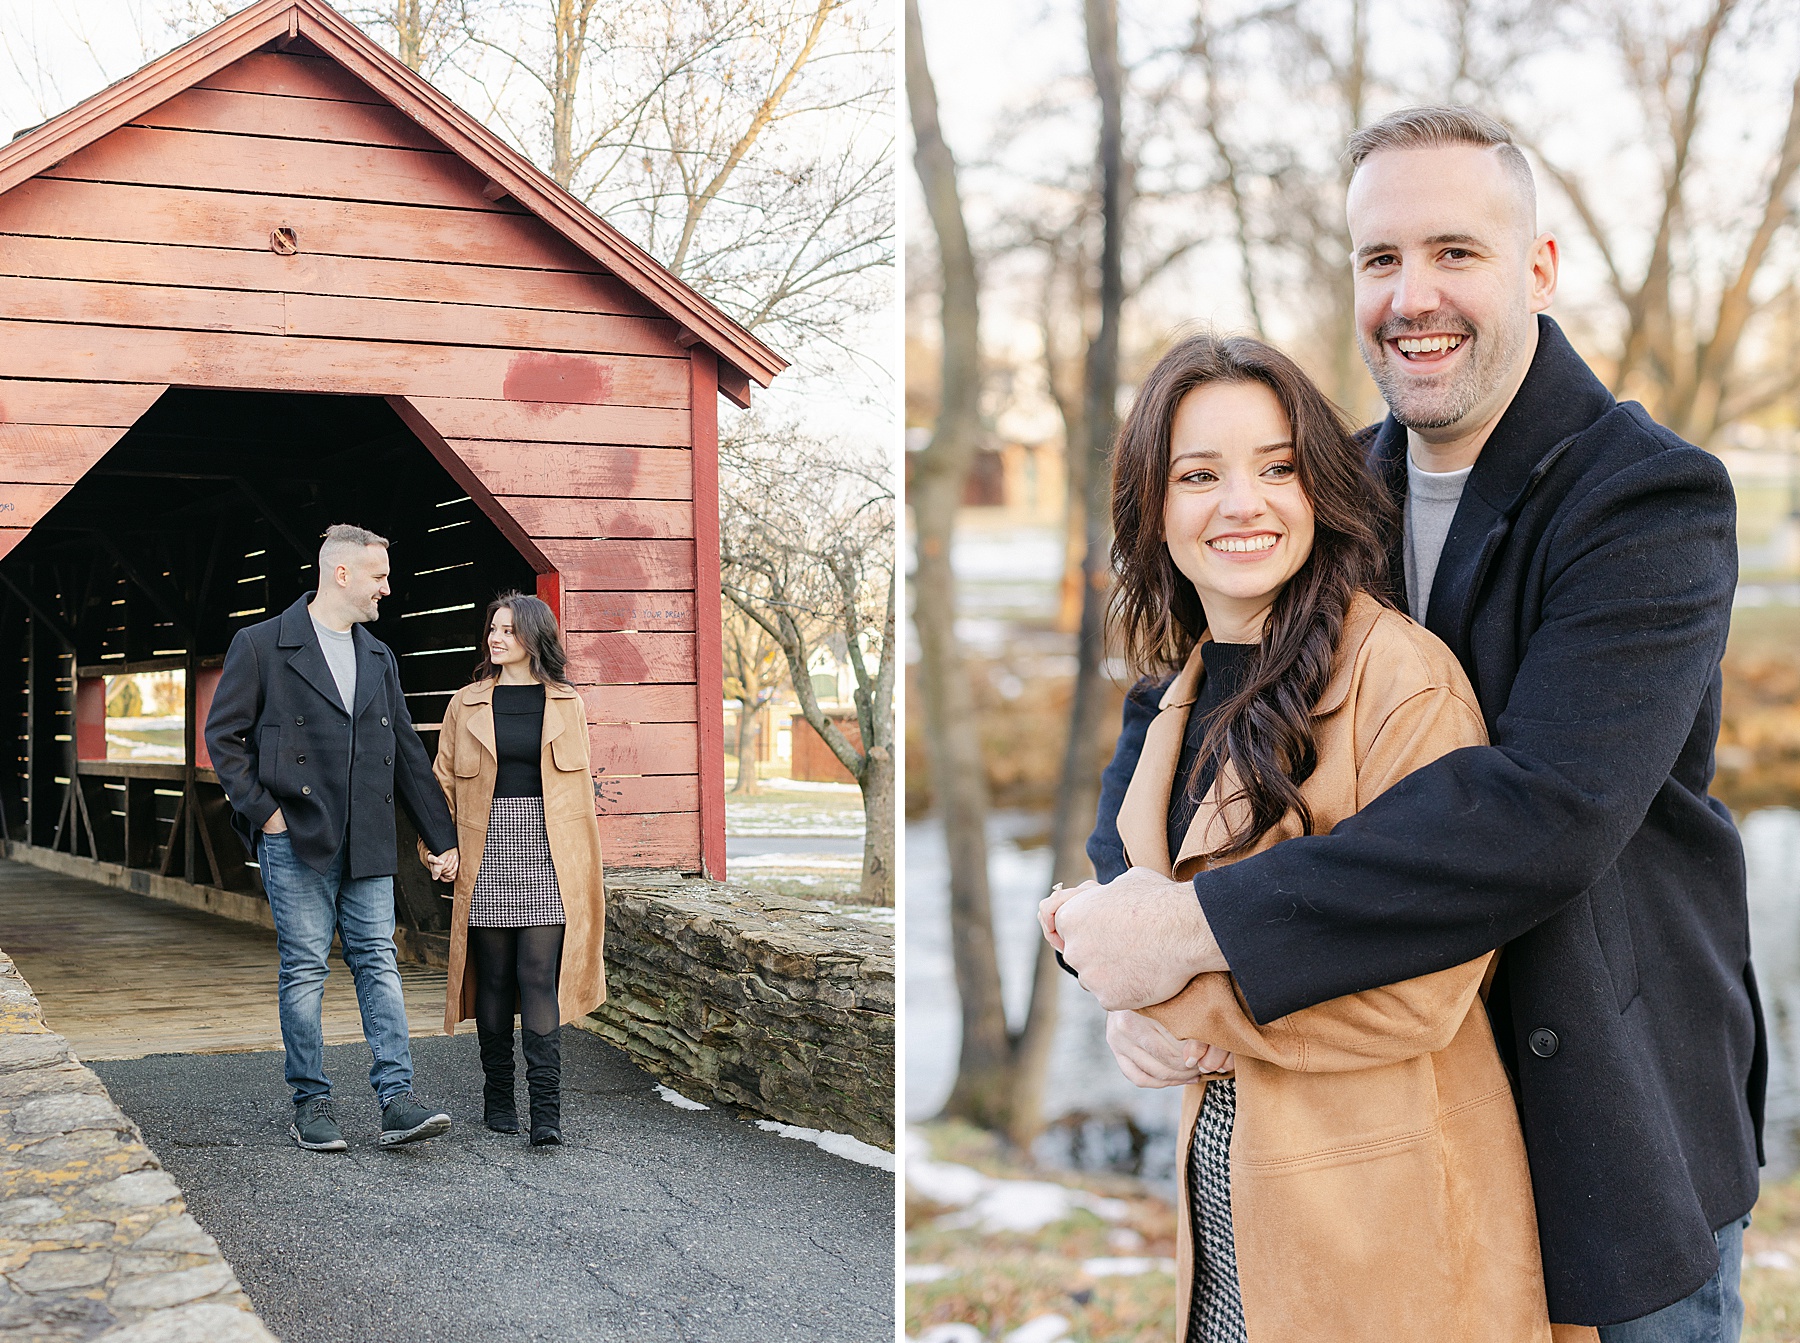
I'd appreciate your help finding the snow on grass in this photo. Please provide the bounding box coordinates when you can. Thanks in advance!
[912,1326,983,1343]
[905,1264,958,1285]
[905,1129,1129,1233]
[1079,1257,1176,1277]
[754,1119,895,1171]
[1003,1315,1072,1343]
[655,1084,708,1111]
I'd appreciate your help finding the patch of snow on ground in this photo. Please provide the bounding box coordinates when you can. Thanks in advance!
[1080,1256,1176,1277]
[905,1128,1129,1232]
[913,1326,983,1343]
[655,1084,708,1111]
[1003,1315,1072,1343]
[904,1264,957,1284]
[754,1119,895,1171]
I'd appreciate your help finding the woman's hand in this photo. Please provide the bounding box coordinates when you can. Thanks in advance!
[1105,1009,1233,1088]
[428,848,459,882]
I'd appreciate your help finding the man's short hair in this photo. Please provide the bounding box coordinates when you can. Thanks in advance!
[1347,105,1536,231]
[318,523,389,575]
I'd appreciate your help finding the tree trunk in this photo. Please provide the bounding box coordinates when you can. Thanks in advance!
[907,0,1015,1130]
[731,664,762,796]
[859,742,895,906]
[1017,0,1127,1150]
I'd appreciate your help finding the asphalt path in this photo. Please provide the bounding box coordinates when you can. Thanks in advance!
[91,1030,894,1343]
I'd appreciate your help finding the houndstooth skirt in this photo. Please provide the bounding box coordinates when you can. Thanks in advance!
[469,796,566,928]
[1185,1078,1246,1343]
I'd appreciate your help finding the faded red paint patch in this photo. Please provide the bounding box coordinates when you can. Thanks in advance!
[503,352,613,404]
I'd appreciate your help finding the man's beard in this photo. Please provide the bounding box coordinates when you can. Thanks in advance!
[1360,313,1523,432]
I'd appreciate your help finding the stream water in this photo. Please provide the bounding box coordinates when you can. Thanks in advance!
[907,807,1800,1188]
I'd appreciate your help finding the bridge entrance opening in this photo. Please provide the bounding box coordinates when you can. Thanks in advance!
[0,387,538,981]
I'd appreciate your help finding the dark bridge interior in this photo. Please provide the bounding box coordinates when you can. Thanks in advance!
[0,388,536,946]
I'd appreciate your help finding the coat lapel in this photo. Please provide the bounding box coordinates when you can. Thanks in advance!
[541,683,576,750]
[1116,643,1207,876]
[351,626,386,719]
[462,679,497,760]
[277,600,351,714]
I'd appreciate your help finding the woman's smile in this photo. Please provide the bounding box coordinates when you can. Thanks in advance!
[1206,532,1281,555]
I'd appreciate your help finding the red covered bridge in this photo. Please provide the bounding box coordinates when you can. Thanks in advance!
[0,0,783,953]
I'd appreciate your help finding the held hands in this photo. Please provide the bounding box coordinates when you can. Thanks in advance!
[426,848,460,883]
[1039,866,1229,1011]
[1106,1009,1233,1088]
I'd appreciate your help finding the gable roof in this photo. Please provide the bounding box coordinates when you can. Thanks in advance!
[0,0,785,405]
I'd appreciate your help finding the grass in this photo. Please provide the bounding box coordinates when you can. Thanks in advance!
[1746,1169,1800,1342]
[907,1122,1178,1343]
[907,1123,1800,1342]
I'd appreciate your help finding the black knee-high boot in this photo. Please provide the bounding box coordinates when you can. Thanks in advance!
[521,1027,561,1145]
[476,1024,519,1134]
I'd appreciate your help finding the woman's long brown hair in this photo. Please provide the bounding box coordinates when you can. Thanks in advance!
[1109,333,1396,858]
[470,592,573,688]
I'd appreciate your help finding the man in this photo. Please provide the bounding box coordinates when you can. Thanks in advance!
[207,524,464,1152]
[1046,107,1762,1338]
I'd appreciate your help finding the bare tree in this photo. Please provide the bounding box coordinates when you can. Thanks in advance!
[345,0,467,74]
[447,0,892,367]
[721,601,784,795]
[907,0,1022,1132]
[1509,0,1800,442]
[720,432,895,904]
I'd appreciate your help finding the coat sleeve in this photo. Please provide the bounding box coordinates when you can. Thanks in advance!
[391,656,457,856]
[1144,683,1494,1071]
[1087,679,1163,884]
[1195,447,1736,1023]
[417,698,459,868]
[203,627,279,833]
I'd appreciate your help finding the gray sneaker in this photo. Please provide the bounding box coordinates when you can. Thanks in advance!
[291,1097,348,1152]
[379,1092,452,1147]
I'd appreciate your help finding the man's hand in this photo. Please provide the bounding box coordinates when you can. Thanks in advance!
[1041,866,1228,1010]
[427,848,459,883]
[1106,1010,1233,1088]
[261,808,288,835]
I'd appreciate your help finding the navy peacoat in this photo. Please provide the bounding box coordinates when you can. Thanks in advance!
[205,592,456,878]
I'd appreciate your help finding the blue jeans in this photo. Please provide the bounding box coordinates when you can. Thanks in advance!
[1598,1216,1748,1343]
[257,831,413,1107]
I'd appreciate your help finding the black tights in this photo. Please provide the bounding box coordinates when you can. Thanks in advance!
[469,925,565,1037]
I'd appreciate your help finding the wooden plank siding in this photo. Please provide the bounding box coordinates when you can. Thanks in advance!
[0,45,724,870]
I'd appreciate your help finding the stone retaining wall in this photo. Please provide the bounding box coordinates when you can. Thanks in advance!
[580,874,894,1149]
[0,953,276,1343]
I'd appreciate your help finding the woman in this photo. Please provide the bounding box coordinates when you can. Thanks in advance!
[1043,335,1586,1343]
[427,592,607,1146]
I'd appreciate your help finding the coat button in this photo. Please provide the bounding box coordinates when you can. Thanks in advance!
[295,716,304,726]
[384,755,392,765]
[301,785,312,796]
[381,716,389,726]
[1528,1028,1559,1058]
[297,756,306,764]
[384,792,392,803]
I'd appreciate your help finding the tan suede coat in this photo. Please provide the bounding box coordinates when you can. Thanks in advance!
[428,678,607,1035]
[1123,594,1597,1343]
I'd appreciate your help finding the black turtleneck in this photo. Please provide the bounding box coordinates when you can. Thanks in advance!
[1167,641,1257,862]
[491,683,545,798]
